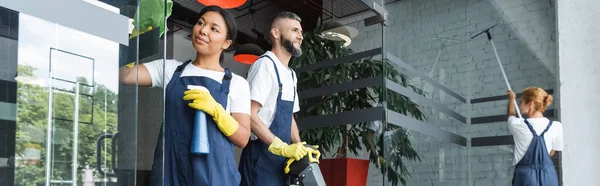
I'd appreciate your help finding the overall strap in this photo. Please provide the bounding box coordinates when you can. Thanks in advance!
[221,68,232,94]
[523,119,538,136]
[290,69,296,100]
[175,59,193,73]
[540,120,553,136]
[258,55,283,95]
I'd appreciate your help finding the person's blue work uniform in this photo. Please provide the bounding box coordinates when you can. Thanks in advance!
[239,55,296,186]
[149,60,241,186]
[512,119,559,186]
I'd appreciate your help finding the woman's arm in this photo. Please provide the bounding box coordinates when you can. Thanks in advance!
[507,90,516,117]
[228,113,251,148]
[119,65,153,87]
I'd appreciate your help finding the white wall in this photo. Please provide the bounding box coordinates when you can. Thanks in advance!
[557,0,600,185]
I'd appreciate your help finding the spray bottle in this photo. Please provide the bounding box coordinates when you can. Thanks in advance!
[188,85,210,154]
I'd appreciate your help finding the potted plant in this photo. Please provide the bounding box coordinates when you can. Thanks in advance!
[290,19,426,186]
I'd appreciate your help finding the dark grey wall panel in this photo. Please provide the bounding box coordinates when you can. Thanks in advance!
[295,48,382,73]
[472,135,514,147]
[387,109,467,146]
[298,75,382,100]
[0,79,16,103]
[386,79,467,123]
[297,107,385,130]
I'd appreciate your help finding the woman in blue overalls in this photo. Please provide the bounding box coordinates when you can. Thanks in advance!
[119,6,251,185]
[507,87,564,186]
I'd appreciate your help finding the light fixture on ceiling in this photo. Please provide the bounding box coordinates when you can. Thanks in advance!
[320,21,359,47]
[319,0,359,47]
[196,0,246,9]
[234,43,264,64]
[233,1,264,65]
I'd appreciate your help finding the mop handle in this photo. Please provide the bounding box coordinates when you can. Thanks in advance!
[421,44,444,92]
[489,39,523,118]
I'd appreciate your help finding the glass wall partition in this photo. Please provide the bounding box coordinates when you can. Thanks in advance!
[286,0,559,185]
[379,0,470,185]
[0,0,170,185]
[374,0,559,185]
[465,0,559,185]
[292,0,387,185]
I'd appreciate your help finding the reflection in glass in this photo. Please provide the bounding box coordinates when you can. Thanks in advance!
[15,13,125,185]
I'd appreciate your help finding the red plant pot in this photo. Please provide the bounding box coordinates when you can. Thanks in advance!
[318,158,370,186]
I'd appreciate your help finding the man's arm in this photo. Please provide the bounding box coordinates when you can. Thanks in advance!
[291,116,301,143]
[250,101,277,145]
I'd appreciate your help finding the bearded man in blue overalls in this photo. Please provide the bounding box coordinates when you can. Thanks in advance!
[239,11,321,186]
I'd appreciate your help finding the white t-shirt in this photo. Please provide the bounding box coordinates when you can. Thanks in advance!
[247,51,300,140]
[143,59,251,115]
[508,116,563,165]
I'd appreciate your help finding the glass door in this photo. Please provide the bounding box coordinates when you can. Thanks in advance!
[45,48,98,185]
[12,12,138,185]
[4,0,168,184]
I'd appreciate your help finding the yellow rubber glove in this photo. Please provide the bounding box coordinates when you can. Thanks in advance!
[283,145,322,174]
[130,26,153,39]
[268,137,308,160]
[306,145,321,164]
[284,158,295,174]
[183,89,239,136]
[123,26,154,68]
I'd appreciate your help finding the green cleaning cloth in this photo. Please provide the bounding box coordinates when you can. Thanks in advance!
[131,0,173,38]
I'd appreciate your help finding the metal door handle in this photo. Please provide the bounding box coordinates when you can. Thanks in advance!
[96,133,117,177]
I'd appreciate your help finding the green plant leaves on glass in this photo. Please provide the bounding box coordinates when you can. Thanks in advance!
[290,18,427,186]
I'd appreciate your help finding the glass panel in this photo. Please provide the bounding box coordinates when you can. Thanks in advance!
[4,0,170,185]
[0,6,18,185]
[382,0,470,185]
[467,0,559,185]
[13,12,131,185]
[293,0,386,184]
[129,0,169,184]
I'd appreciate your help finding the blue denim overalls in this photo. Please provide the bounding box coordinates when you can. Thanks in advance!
[512,119,559,186]
[150,60,240,185]
[239,55,296,186]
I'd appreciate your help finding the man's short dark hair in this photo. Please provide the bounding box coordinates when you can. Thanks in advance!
[269,11,302,29]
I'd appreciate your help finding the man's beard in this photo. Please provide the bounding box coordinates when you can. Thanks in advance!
[281,36,302,57]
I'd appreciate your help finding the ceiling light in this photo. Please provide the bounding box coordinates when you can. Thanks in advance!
[234,43,264,65]
[196,0,247,9]
[320,22,359,47]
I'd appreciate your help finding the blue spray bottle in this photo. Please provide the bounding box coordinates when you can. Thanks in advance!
[188,85,210,154]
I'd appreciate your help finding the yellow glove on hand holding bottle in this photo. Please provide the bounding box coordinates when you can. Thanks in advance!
[268,137,308,160]
[183,89,238,136]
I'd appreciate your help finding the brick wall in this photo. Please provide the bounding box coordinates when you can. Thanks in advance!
[331,0,557,185]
